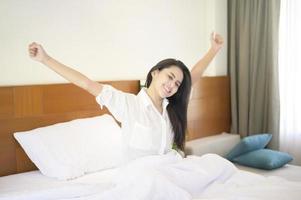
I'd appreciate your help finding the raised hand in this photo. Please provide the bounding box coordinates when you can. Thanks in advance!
[190,32,224,85]
[27,42,103,96]
[211,32,224,52]
[28,42,50,62]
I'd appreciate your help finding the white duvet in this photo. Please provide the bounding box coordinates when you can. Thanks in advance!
[1,153,301,200]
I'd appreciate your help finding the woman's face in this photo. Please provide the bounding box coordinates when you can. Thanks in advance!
[151,65,184,98]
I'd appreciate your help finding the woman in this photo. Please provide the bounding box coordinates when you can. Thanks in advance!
[28,33,224,162]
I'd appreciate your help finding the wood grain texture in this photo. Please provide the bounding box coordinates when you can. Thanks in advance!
[0,80,140,176]
[0,88,14,118]
[0,77,230,176]
[14,87,43,117]
[186,76,231,140]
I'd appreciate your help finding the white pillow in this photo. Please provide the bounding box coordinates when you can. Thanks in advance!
[14,114,124,180]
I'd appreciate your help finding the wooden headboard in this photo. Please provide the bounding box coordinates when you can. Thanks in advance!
[187,76,231,140]
[0,77,230,177]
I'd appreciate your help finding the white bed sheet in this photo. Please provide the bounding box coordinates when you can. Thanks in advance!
[235,163,301,182]
[1,154,301,200]
[196,169,301,200]
[0,168,118,200]
[186,133,301,182]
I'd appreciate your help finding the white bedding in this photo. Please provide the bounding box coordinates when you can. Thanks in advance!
[197,169,301,200]
[235,163,301,182]
[0,168,117,200]
[1,153,301,200]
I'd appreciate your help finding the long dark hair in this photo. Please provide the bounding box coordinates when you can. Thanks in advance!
[145,58,191,151]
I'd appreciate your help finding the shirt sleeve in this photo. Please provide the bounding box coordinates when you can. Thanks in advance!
[95,84,129,122]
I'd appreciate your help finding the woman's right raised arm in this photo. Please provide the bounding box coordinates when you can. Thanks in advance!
[28,42,103,97]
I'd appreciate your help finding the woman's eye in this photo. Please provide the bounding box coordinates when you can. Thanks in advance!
[168,75,173,80]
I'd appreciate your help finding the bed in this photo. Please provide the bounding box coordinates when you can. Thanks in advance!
[185,132,301,182]
[1,77,301,200]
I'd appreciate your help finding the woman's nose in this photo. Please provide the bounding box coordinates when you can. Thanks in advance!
[167,81,175,89]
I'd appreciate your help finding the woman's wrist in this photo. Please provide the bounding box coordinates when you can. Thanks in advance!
[41,55,51,64]
[206,46,219,58]
[209,45,221,54]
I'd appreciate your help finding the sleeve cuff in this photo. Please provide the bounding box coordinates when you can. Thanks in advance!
[95,84,111,109]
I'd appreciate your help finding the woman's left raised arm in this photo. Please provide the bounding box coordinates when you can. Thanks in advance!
[190,32,224,86]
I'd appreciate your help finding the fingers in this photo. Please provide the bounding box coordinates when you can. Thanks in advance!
[29,50,37,58]
[29,47,38,57]
[28,42,39,51]
[29,42,38,49]
[28,42,41,57]
[211,32,223,44]
[215,34,223,44]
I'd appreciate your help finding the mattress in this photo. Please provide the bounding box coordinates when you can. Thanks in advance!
[185,133,301,182]
[1,154,301,200]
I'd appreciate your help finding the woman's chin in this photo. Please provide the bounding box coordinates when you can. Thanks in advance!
[159,91,168,99]
[162,92,173,99]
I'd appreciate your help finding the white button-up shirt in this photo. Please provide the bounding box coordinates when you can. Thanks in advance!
[96,85,174,161]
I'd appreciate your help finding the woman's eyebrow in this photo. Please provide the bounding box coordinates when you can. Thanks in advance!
[170,72,182,85]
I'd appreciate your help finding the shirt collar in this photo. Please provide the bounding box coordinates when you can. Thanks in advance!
[138,88,169,110]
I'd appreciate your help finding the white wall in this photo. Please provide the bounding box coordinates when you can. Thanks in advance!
[0,0,227,86]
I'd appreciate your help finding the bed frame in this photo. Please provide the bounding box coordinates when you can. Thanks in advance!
[0,76,230,177]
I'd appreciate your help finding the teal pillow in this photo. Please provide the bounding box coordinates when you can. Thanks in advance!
[232,149,293,170]
[226,134,272,161]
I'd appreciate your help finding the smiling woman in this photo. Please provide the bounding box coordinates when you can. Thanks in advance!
[152,66,183,99]
[144,59,191,151]
[27,33,223,159]
[0,75,231,177]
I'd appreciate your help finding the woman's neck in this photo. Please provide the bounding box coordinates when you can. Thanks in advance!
[146,87,163,114]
